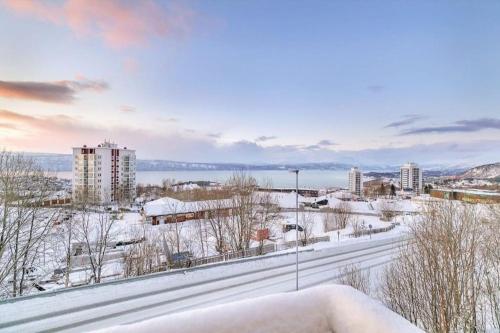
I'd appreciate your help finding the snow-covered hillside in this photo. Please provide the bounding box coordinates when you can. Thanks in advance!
[461,162,500,179]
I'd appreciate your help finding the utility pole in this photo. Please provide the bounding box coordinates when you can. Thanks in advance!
[289,169,299,291]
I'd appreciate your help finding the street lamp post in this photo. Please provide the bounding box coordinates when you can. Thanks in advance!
[289,169,299,291]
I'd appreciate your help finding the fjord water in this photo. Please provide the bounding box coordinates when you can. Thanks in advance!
[56,170,348,189]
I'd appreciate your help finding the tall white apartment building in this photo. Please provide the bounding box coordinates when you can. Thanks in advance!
[400,162,422,195]
[348,167,363,197]
[72,141,136,203]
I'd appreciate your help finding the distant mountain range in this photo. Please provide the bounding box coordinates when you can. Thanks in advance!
[364,169,465,179]
[460,162,500,179]
[24,153,357,172]
[20,153,496,178]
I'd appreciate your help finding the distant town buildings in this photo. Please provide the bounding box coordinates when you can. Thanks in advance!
[72,141,136,203]
[430,188,500,204]
[400,162,422,195]
[348,167,363,197]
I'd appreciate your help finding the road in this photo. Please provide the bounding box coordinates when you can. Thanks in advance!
[0,236,406,332]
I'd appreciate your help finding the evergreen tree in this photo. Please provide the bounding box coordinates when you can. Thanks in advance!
[390,184,396,197]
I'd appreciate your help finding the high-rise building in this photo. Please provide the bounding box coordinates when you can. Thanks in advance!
[400,162,422,195]
[348,167,363,197]
[72,141,136,203]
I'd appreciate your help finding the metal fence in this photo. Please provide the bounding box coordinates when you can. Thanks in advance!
[191,243,277,267]
[280,235,331,250]
[189,235,331,268]
[349,223,397,238]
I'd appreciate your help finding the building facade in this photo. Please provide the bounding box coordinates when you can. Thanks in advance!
[72,141,136,203]
[400,162,422,195]
[348,167,363,197]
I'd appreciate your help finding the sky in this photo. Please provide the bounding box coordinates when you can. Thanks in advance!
[0,0,499,167]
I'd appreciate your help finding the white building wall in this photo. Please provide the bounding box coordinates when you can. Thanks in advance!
[400,162,422,195]
[72,141,136,203]
[348,167,363,197]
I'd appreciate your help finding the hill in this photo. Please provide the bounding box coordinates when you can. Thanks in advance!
[461,162,500,179]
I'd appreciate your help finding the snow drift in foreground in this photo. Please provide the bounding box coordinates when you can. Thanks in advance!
[94,285,422,333]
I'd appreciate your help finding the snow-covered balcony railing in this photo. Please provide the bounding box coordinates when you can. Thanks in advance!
[95,285,422,333]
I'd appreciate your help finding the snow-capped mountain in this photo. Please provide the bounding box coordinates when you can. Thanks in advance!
[461,162,500,179]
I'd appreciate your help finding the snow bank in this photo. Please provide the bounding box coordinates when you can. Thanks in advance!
[94,285,421,333]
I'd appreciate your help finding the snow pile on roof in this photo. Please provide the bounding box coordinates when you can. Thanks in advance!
[94,285,422,333]
[143,197,233,217]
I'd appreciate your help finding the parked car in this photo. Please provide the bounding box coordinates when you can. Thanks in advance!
[283,224,304,232]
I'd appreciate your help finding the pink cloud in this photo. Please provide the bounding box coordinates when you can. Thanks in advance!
[2,0,62,23]
[0,109,218,160]
[0,78,108,103]
[2,0,194,48]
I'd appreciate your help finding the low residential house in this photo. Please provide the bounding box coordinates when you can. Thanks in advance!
[143,196,234,225]
[41,190,72,207]
[430,188,500,204]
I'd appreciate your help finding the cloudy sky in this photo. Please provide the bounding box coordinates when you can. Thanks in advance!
[0,0,499,166]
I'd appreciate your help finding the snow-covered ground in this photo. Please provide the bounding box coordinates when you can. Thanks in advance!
[269,191,422,214]
[0,235,407,332]
[2,190,496,332]
[31,193,420,293]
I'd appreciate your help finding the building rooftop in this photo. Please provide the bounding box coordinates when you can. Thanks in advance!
[72,140,134,151]
[143,196,234,216]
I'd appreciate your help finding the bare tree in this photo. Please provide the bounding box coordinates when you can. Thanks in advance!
[378,200,398,221]
[123,225,162,277]
[483,205,500,329]
[50,205,78,288]
[254,180,280,254]
[350,216,366,237]
[181,225,198,259]
[0,152,57,297]
[322,207,337,232]
[225,172,257,252]
[198,192,231,255]
[161,178,176,195]
[332,200,352,229]
[194,218,208,258]
[337,264,371,295]
[300,211,315,245]
[76,203,116,284]
[381,201,498,332]
[166,200,183,254]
